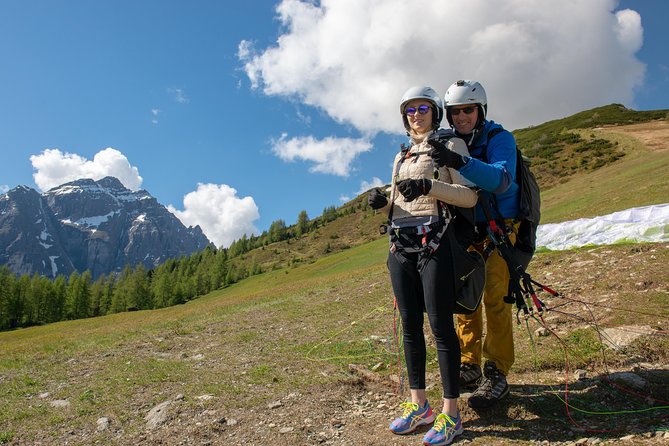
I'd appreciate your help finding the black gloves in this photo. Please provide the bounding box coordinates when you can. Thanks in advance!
[367,188,388,209]
[427,135,467,170]
[397,179,431,202]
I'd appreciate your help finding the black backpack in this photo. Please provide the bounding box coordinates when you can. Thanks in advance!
[483,128,541,266]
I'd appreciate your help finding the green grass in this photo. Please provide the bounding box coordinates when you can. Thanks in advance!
[1,109,668,443]
[540,130,669,223]
[1,239,667,443]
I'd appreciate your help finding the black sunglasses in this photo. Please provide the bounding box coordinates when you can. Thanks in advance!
[449,106,477,116]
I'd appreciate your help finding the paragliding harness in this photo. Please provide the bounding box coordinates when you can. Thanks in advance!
[381,140,486,314]
[477,128,558,321]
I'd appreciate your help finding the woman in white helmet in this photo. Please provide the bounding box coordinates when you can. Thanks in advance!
[428,79,522,410]
[368,85,477,445]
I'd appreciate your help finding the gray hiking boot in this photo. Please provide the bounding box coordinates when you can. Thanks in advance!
[467,361,509,409]
[459,363,482,388]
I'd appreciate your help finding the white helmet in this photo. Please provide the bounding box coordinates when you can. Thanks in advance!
[444,80,487,128]
[399,86,444,131]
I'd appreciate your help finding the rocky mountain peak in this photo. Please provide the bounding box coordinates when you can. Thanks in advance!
[0,177,212,279]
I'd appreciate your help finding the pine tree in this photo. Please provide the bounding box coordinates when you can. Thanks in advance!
[110,266,133,313]
[13,275,31,327]
[51,275,67,322]
[152,265,174,309]
[268,219,287,243]
[296,210,310,236]
[130,265,151,310]
[0,267,14,330]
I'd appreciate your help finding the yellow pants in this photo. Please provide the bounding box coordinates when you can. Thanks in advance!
[456,223,517,376]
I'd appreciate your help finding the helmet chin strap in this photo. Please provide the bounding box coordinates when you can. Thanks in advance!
[456,112,486,146]
[455,125,482,146]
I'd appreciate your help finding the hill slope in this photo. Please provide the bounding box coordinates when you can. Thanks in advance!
[234,106,669,273]
[0,240,667,445]
[1,106,668,445]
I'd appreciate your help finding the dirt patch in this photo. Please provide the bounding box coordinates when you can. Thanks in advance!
[595,120,669,152]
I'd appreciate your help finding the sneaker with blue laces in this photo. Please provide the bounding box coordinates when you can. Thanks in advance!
[422,412,464,445]
[389,400,435,435]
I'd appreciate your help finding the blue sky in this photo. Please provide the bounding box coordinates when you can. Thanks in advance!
[1,0,667,247]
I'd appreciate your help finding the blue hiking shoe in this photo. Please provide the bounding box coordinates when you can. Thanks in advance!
[422,412,464,445]
[389,401,435,435]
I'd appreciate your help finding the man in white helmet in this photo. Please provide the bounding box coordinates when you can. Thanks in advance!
[426,80,521,409]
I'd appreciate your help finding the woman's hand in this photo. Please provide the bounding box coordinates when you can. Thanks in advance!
[367,188,388,209]
[397,179,431,202]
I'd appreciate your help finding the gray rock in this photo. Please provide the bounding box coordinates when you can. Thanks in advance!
[145,400,172,429]
[96,417,110,431]
[535,327,550,337]
[601,325,656,349]
[50,399,70,408]
[609,371,647,389]
[268,401,283,409]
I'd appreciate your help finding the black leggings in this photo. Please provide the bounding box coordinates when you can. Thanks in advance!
[388,235,460,399]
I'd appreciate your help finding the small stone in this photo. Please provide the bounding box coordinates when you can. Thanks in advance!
[38,392,50,399]
[279,427,294,434]
[96,417,110,431]
[145,401,171,429]
[574,369,587,380]
[197,394,215,401]
[268,401,283,409]
[175,394,185,400]
[50,400,70,408]
[371,362,384,371]
[620,434,635,441]
[535,327,550,337]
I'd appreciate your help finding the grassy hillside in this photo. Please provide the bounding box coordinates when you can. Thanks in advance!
[1,106,668,445]
[1,239,667,445]
[514,104,668,189]
[235,105,669,271]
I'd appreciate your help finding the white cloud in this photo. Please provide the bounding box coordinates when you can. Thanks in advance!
[168,183,260,249]
[30,148,143,191]
[237,39,254,61]
[0,185,8,194]
[271,133,372,176]
[151,108,160,124]
[168,87,189,104]
[356,176,385,195]
[240,0,645,132]
[615,9,643,54]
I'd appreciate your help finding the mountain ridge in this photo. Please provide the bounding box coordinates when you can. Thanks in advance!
[0,176,211,279]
